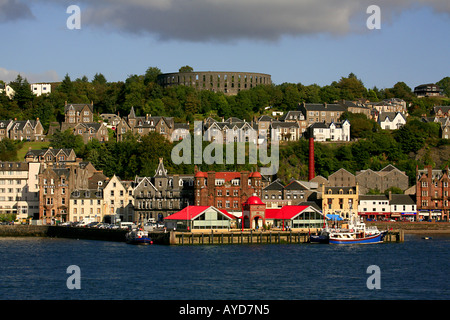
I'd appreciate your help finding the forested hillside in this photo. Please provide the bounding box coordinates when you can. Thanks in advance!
[1,66,449,185]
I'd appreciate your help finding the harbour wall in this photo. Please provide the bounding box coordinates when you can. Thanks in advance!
[0,225,172,244]
[366,221,450,234]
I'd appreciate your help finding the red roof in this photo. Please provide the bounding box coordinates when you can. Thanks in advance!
[249,172,262,178]
[164,206,236,220]
[194,171,208,178]
[265,205,309,220]
[214,172,242,180]
[244,196,265,205]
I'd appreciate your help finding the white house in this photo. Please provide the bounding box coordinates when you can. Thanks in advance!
[309,120,351,142]
[0,162,41,223]
[0,84,15,99]
[358,195,390,220]
[30,83,51,96]
[203,120,258,144]
[378,112,406,130]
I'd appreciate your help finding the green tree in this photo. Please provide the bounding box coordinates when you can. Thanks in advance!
[0,139,19,161]
[49,129,84,154]
[437,76,450,97]
[144,67,162,85]
[9,74,34,109]
[92,73,107,85]
[335,73,367,100]
[179,65,194,73]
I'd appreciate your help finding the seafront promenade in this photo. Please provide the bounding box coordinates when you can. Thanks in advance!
[1,222,448,245]
[366,221,450,234]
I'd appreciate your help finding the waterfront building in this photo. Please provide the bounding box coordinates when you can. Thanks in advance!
[416,165,450,221]
[321,185,359,221]
[194,168,263,214]
[102,175,135,223]
[38,160,100,224]
[262,178,320,208]
[164,206,236,231]
[69,189,104,223]
[242,195,266,229]
[358,195,390,220]
[133,158,194,223]
[356,165,409,194]
[389,194,416,222]
[265,205,325,230]
[0,161,40,223]
[328,168,356,187]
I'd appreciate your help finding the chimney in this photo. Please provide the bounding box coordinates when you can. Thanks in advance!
[308,137,315,181]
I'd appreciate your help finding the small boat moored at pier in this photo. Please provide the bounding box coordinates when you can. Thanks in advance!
[125,229,153,245]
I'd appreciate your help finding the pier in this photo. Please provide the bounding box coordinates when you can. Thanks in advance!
[169,229,404,245]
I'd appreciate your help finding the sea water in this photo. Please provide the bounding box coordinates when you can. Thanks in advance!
[0,234,448,300]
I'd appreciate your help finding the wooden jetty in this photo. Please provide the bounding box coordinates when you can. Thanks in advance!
[169,229,404,245]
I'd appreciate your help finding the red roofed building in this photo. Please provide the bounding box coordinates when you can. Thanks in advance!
[265,205,324,230]
[164,205,237,231]
[194,167,263,213]
[242,195,266,230]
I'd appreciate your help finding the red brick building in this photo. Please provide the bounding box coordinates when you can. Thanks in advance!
[194,167,263,213]
[416,165,450,221]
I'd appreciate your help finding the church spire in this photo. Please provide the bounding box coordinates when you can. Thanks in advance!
[129,106,136,119]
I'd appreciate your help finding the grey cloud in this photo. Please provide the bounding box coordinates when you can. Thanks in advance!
[0,0,33,22]
[11,0,450,41]
[76,0,450,41]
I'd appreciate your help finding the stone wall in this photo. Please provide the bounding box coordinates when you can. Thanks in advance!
[157,71,271,95]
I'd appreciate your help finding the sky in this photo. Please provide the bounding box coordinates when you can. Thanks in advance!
[0,0,449,90]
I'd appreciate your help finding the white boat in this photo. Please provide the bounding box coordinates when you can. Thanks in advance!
[328,219,387,244]
[125,229,153,245]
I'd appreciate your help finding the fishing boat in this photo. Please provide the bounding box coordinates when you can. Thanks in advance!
[328,219,387,245]
[125,229,153,245]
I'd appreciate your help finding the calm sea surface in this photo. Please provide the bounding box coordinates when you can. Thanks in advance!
[0,234,448,300]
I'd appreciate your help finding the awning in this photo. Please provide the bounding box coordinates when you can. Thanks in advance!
[326,214,343,221]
